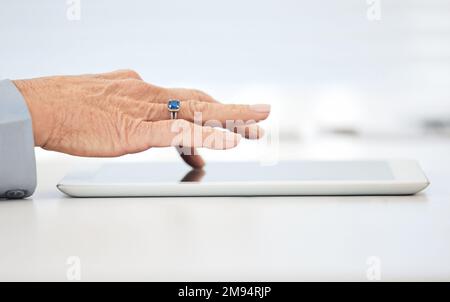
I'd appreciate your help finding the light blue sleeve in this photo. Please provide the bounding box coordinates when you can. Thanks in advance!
[0,79,37,199]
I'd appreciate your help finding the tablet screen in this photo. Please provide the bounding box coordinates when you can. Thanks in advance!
[91,161,394,183]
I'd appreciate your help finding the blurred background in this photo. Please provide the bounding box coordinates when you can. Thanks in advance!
[1,0,449,162]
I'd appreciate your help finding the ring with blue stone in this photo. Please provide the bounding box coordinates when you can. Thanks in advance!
[167,99,181,119]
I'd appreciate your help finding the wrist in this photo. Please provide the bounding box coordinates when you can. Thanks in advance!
[13,79,52,147]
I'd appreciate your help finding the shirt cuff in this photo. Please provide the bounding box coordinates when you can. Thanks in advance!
[0,79,37,199]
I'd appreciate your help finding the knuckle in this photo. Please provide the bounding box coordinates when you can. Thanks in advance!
[192,89,206,96]
[192,89,214,102]
[189,101,208,114]
[187,101,210,123]
[126,78,143,86]
[122,69,141,79]
[123,79,150,95]
[131,79,148,90]
[102,80,123,95]
[113,78,140,89]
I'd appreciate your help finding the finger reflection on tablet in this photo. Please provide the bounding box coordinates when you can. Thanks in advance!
[180,169,206,182]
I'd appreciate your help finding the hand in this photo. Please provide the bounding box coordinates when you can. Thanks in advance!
[13,70,271,168]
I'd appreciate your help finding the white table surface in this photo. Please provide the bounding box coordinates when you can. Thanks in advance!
[1,136,449,281]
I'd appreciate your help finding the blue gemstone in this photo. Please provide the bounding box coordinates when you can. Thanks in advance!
[168,99,181,110]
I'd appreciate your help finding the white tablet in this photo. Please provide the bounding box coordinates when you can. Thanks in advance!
[57,160,429,197]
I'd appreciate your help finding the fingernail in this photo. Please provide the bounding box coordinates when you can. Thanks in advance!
[250,104,271,113]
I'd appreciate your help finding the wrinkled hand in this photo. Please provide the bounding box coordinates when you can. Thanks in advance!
[13,70,270,168]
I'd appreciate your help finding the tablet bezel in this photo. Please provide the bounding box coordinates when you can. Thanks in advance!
[57,160,430,197]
